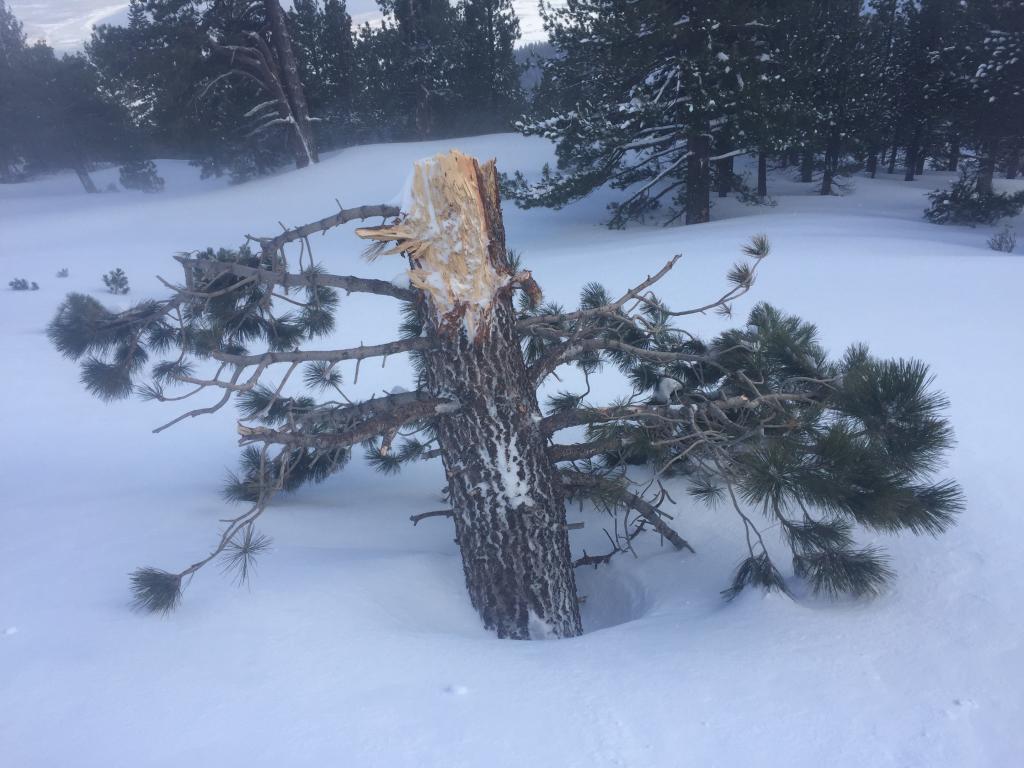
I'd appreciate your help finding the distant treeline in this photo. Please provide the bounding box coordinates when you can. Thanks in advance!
[1,0,1021,224]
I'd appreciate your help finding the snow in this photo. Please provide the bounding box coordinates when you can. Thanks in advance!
[2,134,1024,766]
[16,0,563,51]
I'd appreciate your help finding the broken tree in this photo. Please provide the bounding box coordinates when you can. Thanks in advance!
[208,0,318,169]
[49,150,963,639]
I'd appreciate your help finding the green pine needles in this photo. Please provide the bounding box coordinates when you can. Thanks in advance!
[48,202,964,615]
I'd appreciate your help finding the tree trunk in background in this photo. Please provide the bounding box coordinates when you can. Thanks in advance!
[74,163,98,193]
[904,123,922,181]
[820,130,839,195]
[1006,143,1020,179]
[358,152,582,640]
[947,134,960,171]
[265,0,318,166]
[717,155,733,198]
[757,150,768,198]
[866,147,878,178]
[915,144,927,175]
[887,139,899,174]
[686,133,711,224]
[800,148,814,182]
[977,145,995,195]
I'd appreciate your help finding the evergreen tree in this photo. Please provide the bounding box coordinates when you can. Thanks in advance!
[119,158,165,192]
[455,0,523,132]
[956,0,1024,192]
[289,0,356,148]
[3,40,129,191]
[375,0,461,138]
[0,0,26,179]
[514,1,768,227]
[49,151,963,636]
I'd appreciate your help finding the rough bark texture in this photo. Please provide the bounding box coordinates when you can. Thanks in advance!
[686,132,711,224]
[358,152,582,639]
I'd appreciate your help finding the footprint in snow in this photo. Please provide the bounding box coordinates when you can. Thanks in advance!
[3,627,17,636]
[444,685,469,696]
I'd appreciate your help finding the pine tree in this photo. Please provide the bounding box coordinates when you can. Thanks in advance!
[373,0,461,138]
[49,151,963,637]
[289,0,356,149]
[455,0,523,132]
[957,0,1024,193]
[0,0,26,179]
[3,43,129,191]
[119,159,165,192]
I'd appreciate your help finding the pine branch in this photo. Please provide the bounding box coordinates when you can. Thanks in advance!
[177,253,413,300]
[560,471,694,553]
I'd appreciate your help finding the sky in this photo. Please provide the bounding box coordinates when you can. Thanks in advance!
[9,0,553,52]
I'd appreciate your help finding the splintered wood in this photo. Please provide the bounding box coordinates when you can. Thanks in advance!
[356,150,511,338]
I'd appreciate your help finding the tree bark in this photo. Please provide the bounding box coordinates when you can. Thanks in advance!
[716,155,733,198]
[264,0,318,165]
[887,138,899,174]
[866,148,878,178]
[800,147,814,183]
[905,122,922,181]
[820,130,839,195]
[757,150,768,198]
[947,134,960,171]
[357,152,582,639]
[74,162,98,193]
[977,144,995,195]
[686,132,711,224]
[1006,142,1020,179]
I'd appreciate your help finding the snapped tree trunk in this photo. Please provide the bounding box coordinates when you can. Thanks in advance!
[358,152,582,639]
[717,155,734,198]
[686,132,711,224]
[264,0,318,166]
[757,150,768,198]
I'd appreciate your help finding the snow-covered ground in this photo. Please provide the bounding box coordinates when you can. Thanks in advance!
[1,134,1022,767]
[13,0,558,51]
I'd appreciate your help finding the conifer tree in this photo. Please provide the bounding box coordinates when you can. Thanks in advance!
[49,151,963,638]
[455,0,523,132]
[513,1,775,226]
[0,0,26,179]
[289,0,355,147]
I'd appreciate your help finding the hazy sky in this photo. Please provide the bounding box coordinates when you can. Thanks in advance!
[10,0,552,52]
